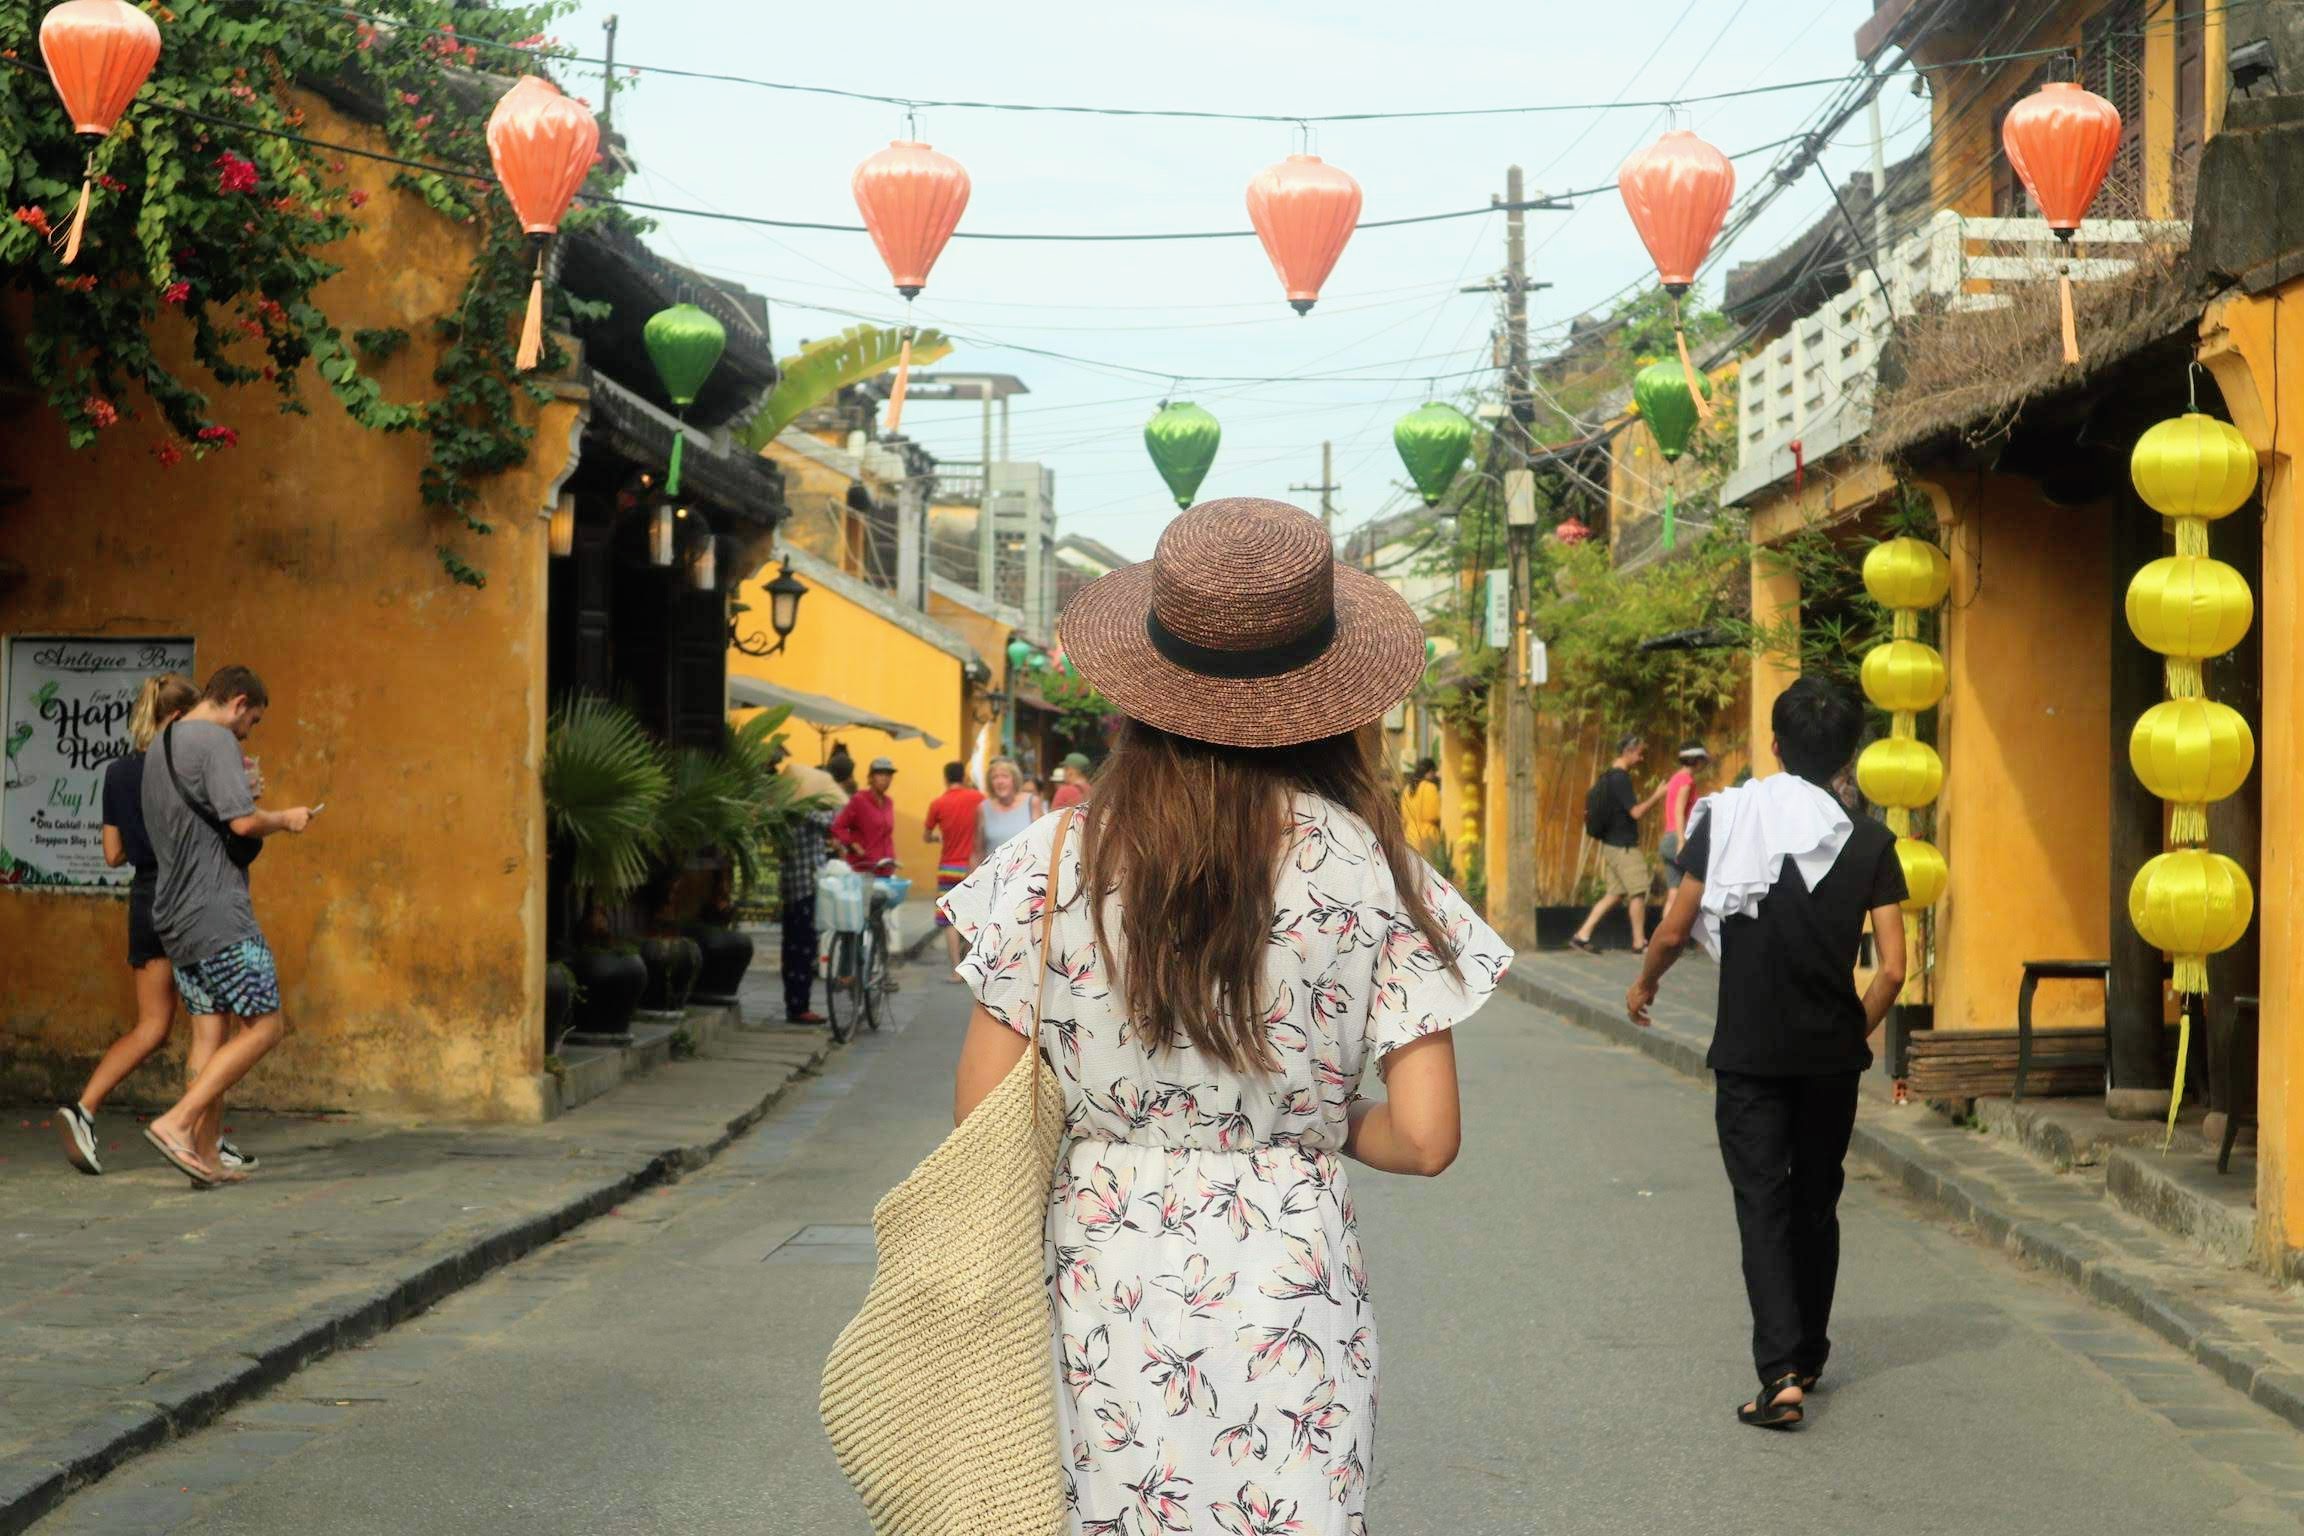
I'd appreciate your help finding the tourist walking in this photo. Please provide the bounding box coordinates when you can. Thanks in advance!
[1624,677,1908,1430]
[830,756,898,871]
[1659,739,1709,892]
[138,666,316,1187]
[55,673,201,1175]
[976,754,1040,862]
[773,749,839,1025]
[1569,733,1668,954]
[1399,754,1442,860]
[941,498,1512,1533]
[923,760,986,982]
[1049,750,1093,810]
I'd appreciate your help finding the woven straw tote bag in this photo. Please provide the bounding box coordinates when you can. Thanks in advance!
[820,813,1072,1536]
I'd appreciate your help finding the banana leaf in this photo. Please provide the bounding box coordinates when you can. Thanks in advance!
[741,326,955,451]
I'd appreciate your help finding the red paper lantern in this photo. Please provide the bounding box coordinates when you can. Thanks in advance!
[37,0,163,265]
[486,75,602,371]
[1617,129,1735,296]
[1999,80,2122,364]
[853,140,972,299]
[2000,81,2122,238]
[1246,154,1363,315]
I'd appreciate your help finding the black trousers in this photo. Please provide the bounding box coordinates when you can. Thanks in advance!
[781,897,818,1020]
[1713,1069,1862,1386]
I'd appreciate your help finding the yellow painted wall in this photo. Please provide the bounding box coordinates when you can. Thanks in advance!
[765,441,864,575]
[2200,290,2300,1261]
[0,99,574,1120]
[731,571,966,887]
[1932,476,2113,1034]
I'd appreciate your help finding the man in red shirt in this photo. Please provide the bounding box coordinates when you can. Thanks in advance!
[830,757,899,872]
[1051,751,1093,811]
[924,761,987,981]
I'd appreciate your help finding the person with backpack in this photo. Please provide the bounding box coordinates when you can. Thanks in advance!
[1569,733,1668,954]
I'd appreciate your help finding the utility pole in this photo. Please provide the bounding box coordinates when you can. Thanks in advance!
[1292,441,1341,536]
[1500,165,1539,951]
[1867,67,1891,264]
[600,16,619,137]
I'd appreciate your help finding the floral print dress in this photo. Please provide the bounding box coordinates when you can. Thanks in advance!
[940,795,1512,1536]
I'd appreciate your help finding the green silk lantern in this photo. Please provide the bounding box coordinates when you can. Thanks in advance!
[644,302,727,497]
[1632,359,1711,551]
[1144,401,1221,510]
[1393,402,1475,507]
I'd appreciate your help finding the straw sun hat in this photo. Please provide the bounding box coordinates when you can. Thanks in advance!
[1060,497,1428,750]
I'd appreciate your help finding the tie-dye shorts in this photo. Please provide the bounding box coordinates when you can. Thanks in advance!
[174,937,281,1020]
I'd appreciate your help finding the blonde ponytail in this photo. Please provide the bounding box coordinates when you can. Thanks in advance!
[129,672,198,752]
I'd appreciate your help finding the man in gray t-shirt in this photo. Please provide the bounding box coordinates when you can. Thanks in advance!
[137,666,314,1188]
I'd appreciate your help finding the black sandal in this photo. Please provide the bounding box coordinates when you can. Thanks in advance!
[1737,1372,1805,1431]
[1568,937,1597,955]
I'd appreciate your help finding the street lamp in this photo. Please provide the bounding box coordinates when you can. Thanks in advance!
[731,558,809,657]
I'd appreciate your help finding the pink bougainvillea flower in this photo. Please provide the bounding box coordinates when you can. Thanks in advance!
[162,280,190,305]
[153,441,183,468]
[348,189,370,209]
[83,396,118,429]
[13,205,51,237]
[196,425,238,449]
[399,91,421,106]
[215,153,259,195]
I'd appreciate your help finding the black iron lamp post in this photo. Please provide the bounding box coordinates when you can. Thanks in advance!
[730,558,808,657]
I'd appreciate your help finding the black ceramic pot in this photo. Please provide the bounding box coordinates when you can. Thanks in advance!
[637,934,703,1013]
[688,924,755,1002]
[567,949,646,1038]
[544,961,577,1051]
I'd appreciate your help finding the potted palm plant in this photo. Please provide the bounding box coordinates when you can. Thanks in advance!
[636,743,747,1014]
[689,706,811,1002]
[544,695,667,1043]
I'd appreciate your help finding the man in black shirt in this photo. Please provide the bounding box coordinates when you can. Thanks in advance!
[1569,734,1668,953]
[1624,678,1908,1430]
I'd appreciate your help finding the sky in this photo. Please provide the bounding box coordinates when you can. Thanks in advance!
[555,1,1928,560]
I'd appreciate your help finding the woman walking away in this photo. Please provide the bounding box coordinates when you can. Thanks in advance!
[944,498,1513,1533]
[57,674,206,1175]
[976,754,1041,863]
[1659,740,1709,894]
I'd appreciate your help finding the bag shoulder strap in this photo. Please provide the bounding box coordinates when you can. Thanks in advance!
[161,724,230,839]
[1027,811,1074,1133]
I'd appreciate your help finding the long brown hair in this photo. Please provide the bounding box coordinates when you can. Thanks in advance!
[1077,718,1460,1073]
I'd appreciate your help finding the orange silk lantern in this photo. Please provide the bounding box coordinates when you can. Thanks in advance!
[852,139,970,432]
[1999,81,2122,366]
[486,75,601,371]
[1246,154,1363,315]
[38,0,163,265]
[1618,130,1734,422]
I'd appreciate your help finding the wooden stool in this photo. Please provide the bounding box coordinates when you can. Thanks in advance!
[2016,960,2111,1102]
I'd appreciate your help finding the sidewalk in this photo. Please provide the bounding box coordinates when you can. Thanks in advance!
[1506,948,2304,1440]
[0,959,846,1536]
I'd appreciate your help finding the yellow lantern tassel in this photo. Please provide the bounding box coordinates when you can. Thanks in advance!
[2059,267,2080,366]
[2167,657,2204,699]
[1884,805,1911,837]
[53,152,94,266]
[1675,303,1714,425]
[2163,1000,2192,1151]
[515,244,546,372]
[885,326,915,435]
[2171,801,2208,846]
[2174,517,2209,558]
[1891,609,1917,641]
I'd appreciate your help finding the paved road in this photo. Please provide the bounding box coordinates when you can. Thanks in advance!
[30,968,2304,1534]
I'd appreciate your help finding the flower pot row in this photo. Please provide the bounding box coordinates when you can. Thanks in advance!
[544,925,754,1051]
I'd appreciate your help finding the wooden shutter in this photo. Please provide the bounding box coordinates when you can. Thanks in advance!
[2083,1,2147,219]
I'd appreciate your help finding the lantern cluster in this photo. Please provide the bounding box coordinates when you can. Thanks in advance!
[2121,411,2258,1139]
[1632,358,1712,550]
[1853,537,1952,921]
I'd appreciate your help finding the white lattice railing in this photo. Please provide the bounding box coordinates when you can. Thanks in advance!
[1720,209,2190,508]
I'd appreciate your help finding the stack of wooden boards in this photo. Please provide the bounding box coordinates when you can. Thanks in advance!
[1903,1027,2106,1100]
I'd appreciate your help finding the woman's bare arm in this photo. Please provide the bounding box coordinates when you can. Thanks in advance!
[954,1005,1029,1124]
[1344,1032,1460,1176]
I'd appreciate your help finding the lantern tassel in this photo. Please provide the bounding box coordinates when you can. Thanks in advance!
[2171,801,2208,846]
[515,244,546,372]
[1662,486,1676,551]
[2167,657,2203,699]
[885,325,915,436]
[1674,309,1714,425]
[2163,1000,2192,1151]
[2058,267,2080,367]
[666,425,686,499]
[54,155,94,267]
[1885,806,1911,837]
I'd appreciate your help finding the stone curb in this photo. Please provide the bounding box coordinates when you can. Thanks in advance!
[1499,967,2304,1441]
[0,1034,835,1536]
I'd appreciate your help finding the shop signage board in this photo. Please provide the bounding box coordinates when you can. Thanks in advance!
[2,635,195,891]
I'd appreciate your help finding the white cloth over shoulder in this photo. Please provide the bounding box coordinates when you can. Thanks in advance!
[1686,773,1852,960]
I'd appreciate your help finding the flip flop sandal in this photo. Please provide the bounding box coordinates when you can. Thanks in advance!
[143,1126,220,1188]
[1737,1372,1806,1431]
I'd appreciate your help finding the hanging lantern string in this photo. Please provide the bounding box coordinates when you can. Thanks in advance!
[51,144,96,265]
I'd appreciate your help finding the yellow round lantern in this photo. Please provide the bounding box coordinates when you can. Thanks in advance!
[1856,736,1943,810]
[1862,537,1952,611]
[2128,848,2254,995]
[2129,698,2253,843]
[2125,555,2254,660]
[2130,412,2257,521]
[1895,836,1947,911]
[1860,639,1947,713]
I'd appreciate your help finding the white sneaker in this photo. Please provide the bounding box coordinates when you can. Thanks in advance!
[218,1139,258,1172]
[56,1105,101,1175]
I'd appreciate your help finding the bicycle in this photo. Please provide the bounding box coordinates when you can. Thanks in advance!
[822,859,903,1040]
